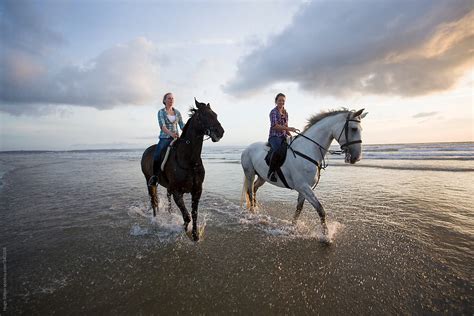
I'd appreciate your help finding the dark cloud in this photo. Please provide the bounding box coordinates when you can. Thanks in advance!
[413,112,438,118]
[1,0,65,55]
[0,2,160,115]
[225,0,473,97]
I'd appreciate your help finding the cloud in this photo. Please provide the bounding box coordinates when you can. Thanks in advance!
[1,37,160,115]
[225,0,474,98]
[413,112,438,118]
[1,0,65,55]
[0,1,160,115]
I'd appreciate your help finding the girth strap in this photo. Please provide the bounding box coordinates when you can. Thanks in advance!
[291,149,320,167]
[276,169,292,190]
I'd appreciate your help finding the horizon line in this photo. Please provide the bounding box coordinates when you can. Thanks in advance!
[0,140,473,153]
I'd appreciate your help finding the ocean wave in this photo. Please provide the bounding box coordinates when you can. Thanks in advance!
[338,164,474,172]
[0,160,17,190]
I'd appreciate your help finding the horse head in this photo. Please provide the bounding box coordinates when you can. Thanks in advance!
[336,109,368,164]
[193,98,225,142]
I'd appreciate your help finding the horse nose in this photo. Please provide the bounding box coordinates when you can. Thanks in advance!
[218,124,225,136]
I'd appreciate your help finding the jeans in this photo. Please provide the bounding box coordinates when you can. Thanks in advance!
[153,138,172,175]
[268,136,285,153]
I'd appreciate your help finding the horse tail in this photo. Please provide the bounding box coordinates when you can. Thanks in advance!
[240,147,256,210]
[240,175,252,210]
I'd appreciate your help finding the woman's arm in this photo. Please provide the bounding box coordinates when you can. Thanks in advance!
[270,109,297,133]
[161,126,178,138]
[177,111,185,130]
[158,110,178,138]
[272,124,298,133]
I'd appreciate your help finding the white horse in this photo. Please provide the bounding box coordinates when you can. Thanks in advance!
[241,109,367,236]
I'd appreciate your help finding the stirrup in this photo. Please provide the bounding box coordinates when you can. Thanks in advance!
[268,171,277,182]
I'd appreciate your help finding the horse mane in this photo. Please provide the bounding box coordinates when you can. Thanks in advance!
[303,108,350,132]
[188,106,198,117]
[179,106,199,137]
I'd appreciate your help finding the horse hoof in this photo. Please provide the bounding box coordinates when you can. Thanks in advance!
[185,229,200,242]
[183,222,190,232]
[320,235,332,245]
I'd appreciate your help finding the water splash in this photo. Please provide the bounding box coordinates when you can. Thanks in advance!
[238,211,344,242]
[128,201,185,242]
[128,198,212,243]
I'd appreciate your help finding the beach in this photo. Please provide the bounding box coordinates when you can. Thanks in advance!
[1,142,473,314]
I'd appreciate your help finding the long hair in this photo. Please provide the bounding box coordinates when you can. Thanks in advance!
[274,93,287,116]
[274,93,286,103]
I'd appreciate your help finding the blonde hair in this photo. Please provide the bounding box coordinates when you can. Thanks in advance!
[162,92,173,105]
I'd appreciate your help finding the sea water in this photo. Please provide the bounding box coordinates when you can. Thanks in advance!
[0,142,472,314]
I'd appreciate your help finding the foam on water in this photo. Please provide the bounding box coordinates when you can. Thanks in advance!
[127,197,212,243]
[126,191,343,244]
[127,200,184,242]
[237,211,344,242]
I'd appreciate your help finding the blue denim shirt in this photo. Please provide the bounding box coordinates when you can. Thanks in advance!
[157,108,185,139]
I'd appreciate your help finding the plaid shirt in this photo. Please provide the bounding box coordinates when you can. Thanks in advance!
[269,106,288,138]
[157,108,185,139]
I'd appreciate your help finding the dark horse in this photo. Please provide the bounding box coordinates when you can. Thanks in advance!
[141,99,224,241]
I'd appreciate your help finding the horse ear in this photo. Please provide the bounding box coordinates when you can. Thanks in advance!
[207,103,210,108]
[195,98,202,109]
[352,108,364,118]
[360,111,368,119]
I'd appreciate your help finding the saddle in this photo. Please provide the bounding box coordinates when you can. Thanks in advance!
[264,138,292,189]
[153,139,178,186]
[160,139,177,171]
[264,138,288,168]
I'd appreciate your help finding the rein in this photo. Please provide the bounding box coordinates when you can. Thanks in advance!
[337,113,362,149]
[172,138,203,171]
[289,112,362,169]
[172,115,204,171]
[289,133,331,169]
[172,114,219,170]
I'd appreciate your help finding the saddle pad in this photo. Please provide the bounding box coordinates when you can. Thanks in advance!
[265,142,288,167]
[160,139,177,171]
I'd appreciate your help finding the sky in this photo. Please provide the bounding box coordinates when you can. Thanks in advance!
[0,0,473,150]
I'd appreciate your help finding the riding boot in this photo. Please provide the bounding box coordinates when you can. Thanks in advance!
[267,153,278,182]
[148,158,161,186]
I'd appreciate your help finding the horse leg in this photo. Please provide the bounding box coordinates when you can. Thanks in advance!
[146,181,158,217]
[191,188,202,242]
[172,192,191,232]
[252,176,266,211]
[298,186,328,236]
[292,192,305,224]
[241,152,256,212]
[242,171,256,212]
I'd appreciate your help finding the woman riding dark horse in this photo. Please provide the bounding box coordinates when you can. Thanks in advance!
[141,99,224,241]
[148,92,185,187]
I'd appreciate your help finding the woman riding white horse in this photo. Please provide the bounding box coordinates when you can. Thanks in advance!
[267,93,299,182]
[241,107,367,237]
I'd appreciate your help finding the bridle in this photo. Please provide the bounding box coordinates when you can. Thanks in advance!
[337,112,362,150]
[289,112,362,169]
[172,104,222,170]
[183,109,221,142]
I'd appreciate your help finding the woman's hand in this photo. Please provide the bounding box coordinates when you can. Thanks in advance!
[288,127,300,133]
